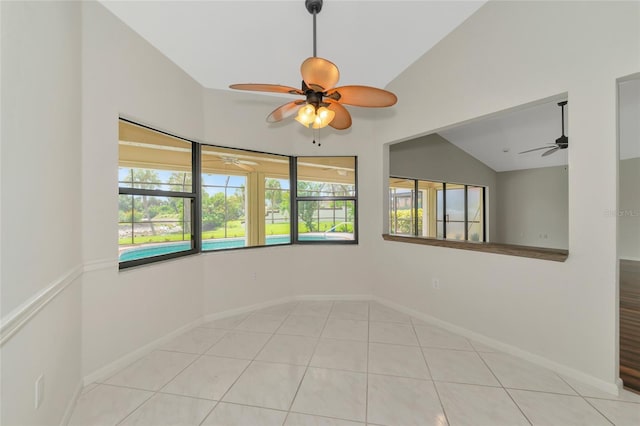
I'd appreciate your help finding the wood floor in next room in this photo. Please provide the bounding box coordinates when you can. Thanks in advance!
[70,300,640,426]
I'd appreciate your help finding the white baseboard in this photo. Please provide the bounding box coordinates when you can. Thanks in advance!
[85,297,299,384]
[59,380,83,426]
[372,296,621,396]
[83,293,622,397]
[295,294,374,302]
[202,296,294,323]
[83,316,204,385]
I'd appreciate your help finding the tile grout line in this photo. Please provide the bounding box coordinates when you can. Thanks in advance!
[198,303,297,426]
[579,397,617,426]
[282,301,334,425]
[555,376,616,426]
[77,301,634,426]
[410,316,451,426]
[114,348,204,426]
[475,350,533,425]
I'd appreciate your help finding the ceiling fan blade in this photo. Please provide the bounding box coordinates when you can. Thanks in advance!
[326,100,352,130]
[327,85,397,107]
[229,84,303,95]
[542,146,560,157]
[266,100,305,123]
[235,162,255,172]
[301,57,339,91]
[518,145,555,154]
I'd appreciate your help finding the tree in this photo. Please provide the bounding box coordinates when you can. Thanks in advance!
[201,189,245,233]
[168,171,192,193]
[265,178,282,224]
[279,191,290,220]
[132,169,160,235]
[202,192,226,231]
[166,172,193,228]
[296,181,325,232]
[298,200,320,232]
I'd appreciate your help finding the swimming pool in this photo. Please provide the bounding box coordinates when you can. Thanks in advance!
[118,233,350,262]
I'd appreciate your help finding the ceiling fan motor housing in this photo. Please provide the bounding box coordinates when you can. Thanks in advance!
[305,0,323,14]
[306,91,322,108]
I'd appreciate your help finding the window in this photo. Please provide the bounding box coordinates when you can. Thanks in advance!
[200,146,291,250]
[119,119,356,268]
[389,177,485,242]
[118,119,197,267]
[389,178,415,235]
[295,157,357,243]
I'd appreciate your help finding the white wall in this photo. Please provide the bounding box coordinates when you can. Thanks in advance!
[81,2,378,378]
[81,1,206,377]
[374,0,640,388]
[619,157,640,260]
[200,89,377,316]
[497,166,568,249]
[1,1,83,424]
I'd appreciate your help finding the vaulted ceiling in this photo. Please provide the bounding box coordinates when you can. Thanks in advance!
[102,1,638,171]
[100,0,485,91]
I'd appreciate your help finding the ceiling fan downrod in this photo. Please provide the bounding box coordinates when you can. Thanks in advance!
[305,0,323,57]
[558,100,567,136]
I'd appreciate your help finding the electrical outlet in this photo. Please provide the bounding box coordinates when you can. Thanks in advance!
[35,374,44,409]
[432,278,440,289]
[252,272,257,281]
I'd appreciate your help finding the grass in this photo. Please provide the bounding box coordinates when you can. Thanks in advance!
[119,233,190,245]
[120,220,352,245]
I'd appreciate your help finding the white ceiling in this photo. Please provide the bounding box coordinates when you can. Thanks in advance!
[101,1,638,171]
[439,97,570,172]
[100,0,485,91]
[438,78,640,171]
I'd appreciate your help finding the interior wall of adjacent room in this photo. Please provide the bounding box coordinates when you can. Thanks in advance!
[619,157,640,260]
[1,1,83,424]
[496,166,568,249]
[388,133,498,241]
[81,1,205,377]
[373,0,639,387]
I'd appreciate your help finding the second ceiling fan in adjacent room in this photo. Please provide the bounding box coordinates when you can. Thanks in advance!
[519,101,569,157]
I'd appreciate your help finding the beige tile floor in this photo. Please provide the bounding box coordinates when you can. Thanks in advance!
[69,301,640,426]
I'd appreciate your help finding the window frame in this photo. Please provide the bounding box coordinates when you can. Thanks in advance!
[118,118,358,269]
[389,176,486,242]
[199,144,293,253]
[118,118,200,269]
[292,156,358,245]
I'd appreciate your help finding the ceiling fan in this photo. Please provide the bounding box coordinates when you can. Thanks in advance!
[519,101,568,157]
[229,0,397,132]
[203,155,258,172]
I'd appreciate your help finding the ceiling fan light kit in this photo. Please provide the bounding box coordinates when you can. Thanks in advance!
[229,0,397,135]
[519,100,569,157]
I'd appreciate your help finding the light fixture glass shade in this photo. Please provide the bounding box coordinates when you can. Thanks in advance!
[295,104,316,127]
[295,104,335,129]
[312,107,335,129]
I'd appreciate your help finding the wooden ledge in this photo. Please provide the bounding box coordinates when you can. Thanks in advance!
[382,234,568,262]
